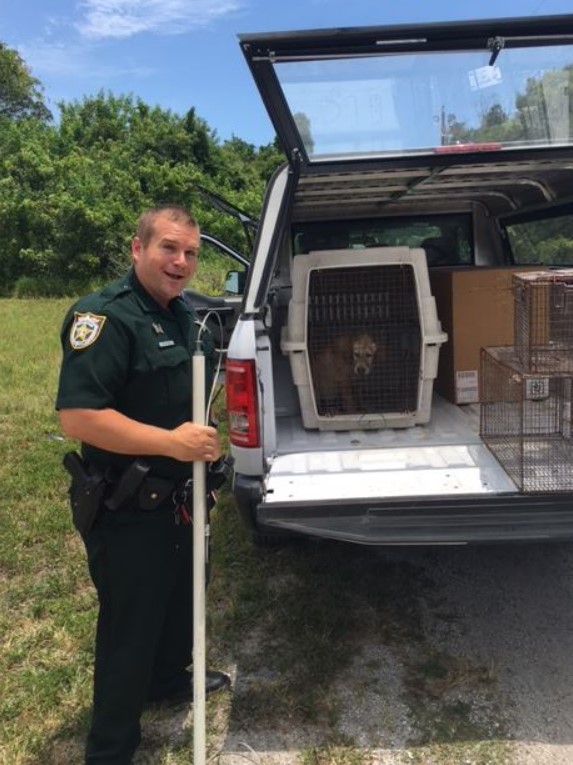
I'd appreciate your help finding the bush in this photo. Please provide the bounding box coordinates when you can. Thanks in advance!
[11,275,100,298]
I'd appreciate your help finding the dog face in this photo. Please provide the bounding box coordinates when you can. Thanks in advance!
[352,334,377,376]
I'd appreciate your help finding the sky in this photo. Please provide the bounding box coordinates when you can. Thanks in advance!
[1,0,571,147]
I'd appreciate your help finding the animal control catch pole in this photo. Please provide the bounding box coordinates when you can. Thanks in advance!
[192,342,207,765]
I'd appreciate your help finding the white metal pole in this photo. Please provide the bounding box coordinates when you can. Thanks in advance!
[192,347,207,765]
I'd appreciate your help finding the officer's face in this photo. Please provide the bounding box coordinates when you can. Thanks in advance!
[132,213,200,308]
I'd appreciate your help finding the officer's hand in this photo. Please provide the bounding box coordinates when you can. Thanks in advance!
[168,422,222,463]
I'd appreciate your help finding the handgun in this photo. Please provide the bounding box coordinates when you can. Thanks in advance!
[63,450,90,484]
[104,459,150,512]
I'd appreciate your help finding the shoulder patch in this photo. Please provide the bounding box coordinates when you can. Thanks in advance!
[69,312,107,350]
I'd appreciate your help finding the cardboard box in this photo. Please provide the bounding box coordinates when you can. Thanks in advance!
[429,266,545,404]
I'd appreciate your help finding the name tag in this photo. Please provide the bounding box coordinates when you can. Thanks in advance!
[158,340,175,348]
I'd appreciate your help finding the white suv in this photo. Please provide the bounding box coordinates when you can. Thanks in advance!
[222,14,573,545]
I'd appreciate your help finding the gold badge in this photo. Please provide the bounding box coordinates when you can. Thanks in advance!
[69,312,107,350]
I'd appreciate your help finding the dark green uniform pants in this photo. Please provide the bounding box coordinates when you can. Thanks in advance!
[84,505,193,765]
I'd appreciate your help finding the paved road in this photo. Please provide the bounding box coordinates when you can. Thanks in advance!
[413,542,573,765]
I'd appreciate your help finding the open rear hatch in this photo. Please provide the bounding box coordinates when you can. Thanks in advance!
[239,15,573,215]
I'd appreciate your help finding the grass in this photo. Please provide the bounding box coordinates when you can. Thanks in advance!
[0,298,94,764]
[1,297,516,765]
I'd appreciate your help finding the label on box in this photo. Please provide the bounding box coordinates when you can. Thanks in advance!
[455,370,479,403]
[525,377,550,400]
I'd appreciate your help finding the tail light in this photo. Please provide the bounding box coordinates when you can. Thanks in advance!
[225,359,260,448]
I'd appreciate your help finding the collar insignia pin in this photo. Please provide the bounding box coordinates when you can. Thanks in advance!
[152,322,164,335]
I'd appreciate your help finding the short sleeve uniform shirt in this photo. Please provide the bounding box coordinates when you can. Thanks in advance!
[56,269,212,481]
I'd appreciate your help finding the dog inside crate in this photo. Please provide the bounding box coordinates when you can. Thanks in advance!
[307,264,422,416]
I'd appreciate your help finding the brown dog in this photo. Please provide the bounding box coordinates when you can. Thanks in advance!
[312,333,378,413]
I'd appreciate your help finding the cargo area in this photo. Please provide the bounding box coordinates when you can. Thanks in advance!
[267,264,573,505]
[270,384,517,504]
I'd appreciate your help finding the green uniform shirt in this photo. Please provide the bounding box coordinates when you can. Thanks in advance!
[56,269,214,481]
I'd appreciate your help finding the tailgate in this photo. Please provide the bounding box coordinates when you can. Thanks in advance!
[264,443,516,504]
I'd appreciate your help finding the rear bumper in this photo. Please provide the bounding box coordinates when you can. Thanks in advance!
[253,490,573,545]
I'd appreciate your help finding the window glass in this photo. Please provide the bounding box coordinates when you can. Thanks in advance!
[505,213,573,265]
[276,45,573,159]
[197,240,247,296]
[293,214,473,266]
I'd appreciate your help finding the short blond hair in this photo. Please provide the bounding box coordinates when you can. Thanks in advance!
[136,205,199,246]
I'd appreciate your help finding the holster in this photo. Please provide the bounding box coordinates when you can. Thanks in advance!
[63,451,107,536]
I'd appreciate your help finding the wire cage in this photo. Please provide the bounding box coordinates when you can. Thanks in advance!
[513,269,573,373]
[480,346,573,493]
[281,247,447,430]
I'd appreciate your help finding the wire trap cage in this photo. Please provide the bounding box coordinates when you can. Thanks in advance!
[281,247,447,430]
[514,269,573,373]
[480,346,573,493]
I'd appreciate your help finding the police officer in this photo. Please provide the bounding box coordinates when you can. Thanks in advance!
[56,205,230,765]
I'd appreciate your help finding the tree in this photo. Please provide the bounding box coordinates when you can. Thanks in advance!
[183,107,217,170]
[0,41,51,121]
[0,46,285,296]
[293,112,314,155]
[516,65,573,143]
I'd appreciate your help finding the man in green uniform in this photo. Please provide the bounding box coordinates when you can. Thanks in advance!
[56,204,230,765]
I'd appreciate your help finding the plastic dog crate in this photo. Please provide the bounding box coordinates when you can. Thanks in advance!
[281,247,448,430]
[481,346,573,492]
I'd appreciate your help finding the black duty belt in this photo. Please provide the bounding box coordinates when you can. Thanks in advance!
[75,454,232,514]
[103,459,191,512]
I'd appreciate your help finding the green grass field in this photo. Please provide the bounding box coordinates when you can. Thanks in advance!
[0,298,93,763]
[0,296,252,764]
